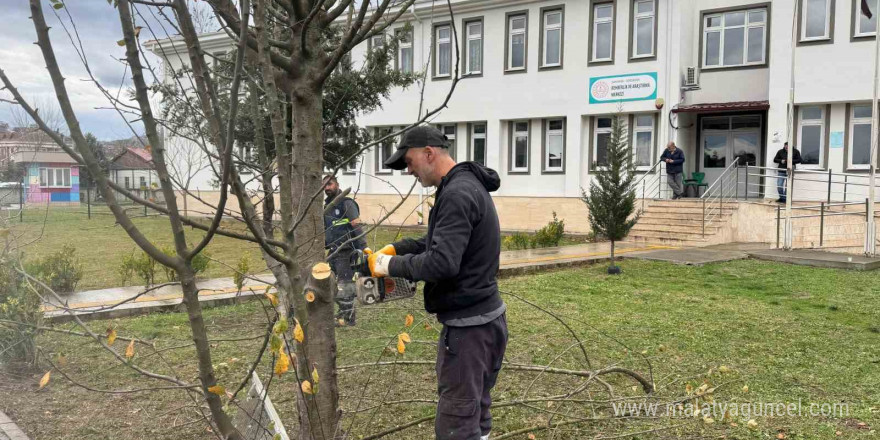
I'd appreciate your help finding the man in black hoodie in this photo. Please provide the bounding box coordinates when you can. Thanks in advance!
[368,125,508,440]
[773,142,802,203]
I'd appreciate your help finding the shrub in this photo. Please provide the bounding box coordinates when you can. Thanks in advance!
[0,257,42,365]
[503,232,532,251]
[160,246,211,283]
[533,212,565,248]
[119,251,157,287]
[25,244,84,294]
[233,255,250,292]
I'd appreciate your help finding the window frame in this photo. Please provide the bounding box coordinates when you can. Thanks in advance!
[374,127,395,175]
[798,0,834,43]
[539,5,565,70]
[462,17,484,76]
[468,122,488,166]
[631,113,657,170]
[853,0,879,39]
[508,120,531,174]
[700,4,770,70]
[504,11,529,73]
[437,124,458,160]
[342,156,359,175]
[394,27,414,73]
[39,167,71,188]
[432,22,453,80]
[589,1,616,65]
[591,116,614,170]
[847,103,874,170]
[542,118,566,174]
[796,105,827,169]
[630,0,658,60]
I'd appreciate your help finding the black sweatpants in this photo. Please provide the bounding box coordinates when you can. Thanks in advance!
[435,313,508,440]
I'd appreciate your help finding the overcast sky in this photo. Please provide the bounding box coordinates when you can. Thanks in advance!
[0,1,201,141]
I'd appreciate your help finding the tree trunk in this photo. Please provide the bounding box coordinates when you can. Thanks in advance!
[180,267,242,440]
[290,84,340,439]
[610,240,616,263]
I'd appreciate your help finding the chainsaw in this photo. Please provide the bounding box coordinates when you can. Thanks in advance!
[349,249,417,305]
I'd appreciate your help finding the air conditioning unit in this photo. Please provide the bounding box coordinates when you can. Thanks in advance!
[683,66,700,89]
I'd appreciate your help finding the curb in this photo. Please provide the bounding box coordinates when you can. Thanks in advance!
[0,410,30,440]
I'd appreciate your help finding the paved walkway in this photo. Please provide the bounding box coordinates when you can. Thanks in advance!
[43,242,672,322]
[0,410,29,440]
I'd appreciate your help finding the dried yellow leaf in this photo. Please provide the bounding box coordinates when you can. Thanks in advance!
[293,319,304,343]
[125,340,135,359]
[56,354,67,367]
[107,328,117,346]
[398,332,412,343]
[301,380,314,394]
[311,367,319,385]
[742,385,749,393]
[685,383,693,395]
[39,370,51,389]
[265,292,278,307]
[424,323,432,331]
[396,338,406,354]
[305,291,315,302]
[405,314,414,327]
[274,350,290,376]
[208,385,225,396]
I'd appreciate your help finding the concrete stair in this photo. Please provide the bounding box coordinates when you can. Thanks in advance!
[627,199,739,247]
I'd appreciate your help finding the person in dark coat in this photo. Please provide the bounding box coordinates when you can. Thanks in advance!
[660,141,686,199]
[367,125,507,440]
[323,175,367,326]
[772,142,802,203]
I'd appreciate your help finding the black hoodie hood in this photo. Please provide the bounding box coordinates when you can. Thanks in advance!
[441,161,501,193]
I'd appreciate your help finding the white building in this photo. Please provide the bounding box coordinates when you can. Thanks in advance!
[149,0,880,234]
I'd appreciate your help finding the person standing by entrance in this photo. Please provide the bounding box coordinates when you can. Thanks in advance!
[660,141,686,199]
[773,142,802,203]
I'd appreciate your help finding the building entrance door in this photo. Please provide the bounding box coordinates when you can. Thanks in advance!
[701,115,762,197]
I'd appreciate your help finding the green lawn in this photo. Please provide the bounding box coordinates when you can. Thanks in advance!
[2,259,878,439]
[5,206,590,291]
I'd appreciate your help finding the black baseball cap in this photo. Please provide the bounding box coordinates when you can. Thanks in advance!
[383,125,449,170]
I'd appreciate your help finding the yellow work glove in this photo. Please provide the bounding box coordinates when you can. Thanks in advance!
[377,244,396,256]
[367,250,392,277]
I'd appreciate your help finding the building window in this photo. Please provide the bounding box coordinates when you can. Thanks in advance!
[801,0,832,41]
[124,176,130,189]
[798,107,825,166]
[375,127,394,174]
[506,13,527,71]
[856,0,878,37]
[703,8,767,68]
[594,117,613,167]
[438,124,457,160]
[633,115,654,167]
[633,0,656,57]
[434,24,452,78]
[464,20,483,75]
[510,121,529,172]
[592,3,614,62]
[397,28,413,73]
[544,119,564,172]
[39,167,71,188]
[541,8,564,68]
[849,104,873,169]
[344,156,359,174]
[470,123,487,165]
[139,176,147,188]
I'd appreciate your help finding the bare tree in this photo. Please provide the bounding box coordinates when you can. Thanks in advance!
[165,137,209,216]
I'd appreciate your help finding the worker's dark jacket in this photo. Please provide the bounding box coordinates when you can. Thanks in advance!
[324,196,367,253]
[389,162,503,322]
[660,148,686,174]
[773,148,802,170]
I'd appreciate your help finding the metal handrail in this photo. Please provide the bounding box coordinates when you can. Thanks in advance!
[629,160,664,193]
[700,158,740,199]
